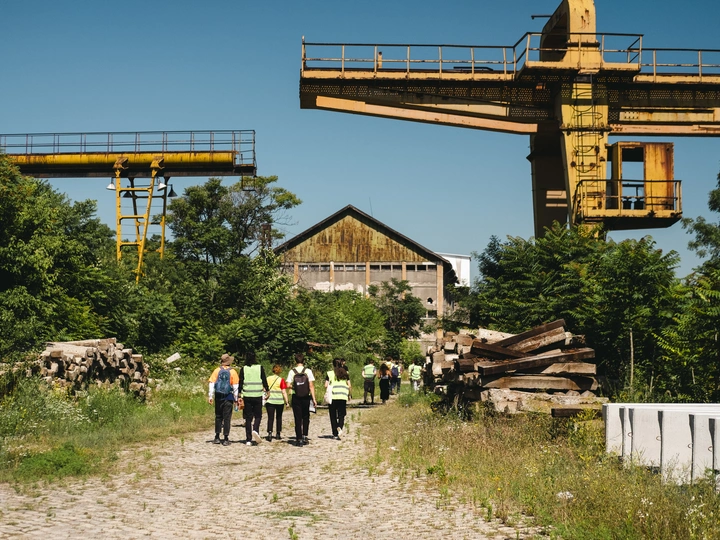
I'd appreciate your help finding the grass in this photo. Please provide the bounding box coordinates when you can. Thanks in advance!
[361,389,720,540]
[0,370,211,483]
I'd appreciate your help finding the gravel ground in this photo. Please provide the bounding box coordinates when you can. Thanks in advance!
[0,404,541,539]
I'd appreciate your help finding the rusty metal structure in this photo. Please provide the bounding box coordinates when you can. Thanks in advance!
[299,0,720,236]
[1,130,256,280]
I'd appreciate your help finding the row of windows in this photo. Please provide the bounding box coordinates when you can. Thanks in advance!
[284,263,436,272]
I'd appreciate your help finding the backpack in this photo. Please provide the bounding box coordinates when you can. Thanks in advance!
[215,367,232,395]
[391,365,399,378]
[292,367,310,398]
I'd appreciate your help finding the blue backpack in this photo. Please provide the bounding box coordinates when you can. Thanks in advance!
[215,367,232,395]
[391,365,399,378]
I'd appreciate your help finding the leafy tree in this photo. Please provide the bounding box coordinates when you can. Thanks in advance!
[455,223,679,384]
[0,154,116,356]
[368,278,426,358]
[655,171,720,401]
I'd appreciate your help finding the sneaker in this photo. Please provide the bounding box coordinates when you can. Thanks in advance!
[252,430,262,444]
[296,438,304,446]
[246,441,252,446]
[303,437,310,445]
[275,433,282,440]
[337,428,343,440]
[266,433,273,442]
[213,437,221,445]
[334,435,340,440]
[222,439,231,446]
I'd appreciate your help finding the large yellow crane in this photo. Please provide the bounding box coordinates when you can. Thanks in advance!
[1,130,256,280]
[300,0,720,236]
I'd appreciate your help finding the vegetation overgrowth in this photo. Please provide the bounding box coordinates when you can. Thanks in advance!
[363,391,720,540]
[0,370,208,483]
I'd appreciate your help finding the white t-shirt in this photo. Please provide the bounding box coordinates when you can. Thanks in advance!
[286,365,315,385]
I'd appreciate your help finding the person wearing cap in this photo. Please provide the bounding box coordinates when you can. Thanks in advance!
[208,354,240,446]
[238,351,270,446]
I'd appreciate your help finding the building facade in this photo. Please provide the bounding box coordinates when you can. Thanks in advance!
[274,205,458,319]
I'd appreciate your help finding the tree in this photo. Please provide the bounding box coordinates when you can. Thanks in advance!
[0,154,116,356]
[456,223,679,384]
[166,176,301,325]
[368,278,426,358]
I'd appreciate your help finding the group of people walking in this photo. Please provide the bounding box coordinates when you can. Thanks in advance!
[361,357,423,404]
[208,352,424,446]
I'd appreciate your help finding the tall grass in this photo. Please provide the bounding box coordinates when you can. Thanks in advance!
[0,371,210,482]
[362,393,720,540]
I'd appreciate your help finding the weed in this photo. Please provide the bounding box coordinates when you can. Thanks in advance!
[360,394,720,540]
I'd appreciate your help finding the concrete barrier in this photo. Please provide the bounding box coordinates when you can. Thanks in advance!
[691,414,720,483]
[711,418,720,490]
[604,403,720,458]
[602,403,720,465]
[659,410,720,484]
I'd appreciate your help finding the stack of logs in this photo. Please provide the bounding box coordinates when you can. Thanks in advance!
[428,320,598,402]
[38,338,149,398]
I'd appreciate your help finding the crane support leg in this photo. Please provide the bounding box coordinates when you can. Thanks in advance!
[529,128,568,236]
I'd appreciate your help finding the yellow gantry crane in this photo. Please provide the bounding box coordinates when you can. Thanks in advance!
[300,0,720,236]
[1,130,256,280]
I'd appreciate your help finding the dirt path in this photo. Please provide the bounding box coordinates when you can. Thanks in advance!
[0,405,537,539]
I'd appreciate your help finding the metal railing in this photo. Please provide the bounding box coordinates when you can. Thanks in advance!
[302,33,720,79]
[574,179,682,215]
[0,130,257,168]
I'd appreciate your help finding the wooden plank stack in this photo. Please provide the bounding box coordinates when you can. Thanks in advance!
[427,320,598,402]
[38,338,149,398]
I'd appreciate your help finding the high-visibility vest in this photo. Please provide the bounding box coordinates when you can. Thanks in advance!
[363,364,376,379]
[242,364,263,397]
[410,365,422,380]
[331,379,350,401]
[266,374,284,405]
[326,370,337,384]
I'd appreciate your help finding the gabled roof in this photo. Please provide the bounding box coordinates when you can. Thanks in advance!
[274,204,457,283]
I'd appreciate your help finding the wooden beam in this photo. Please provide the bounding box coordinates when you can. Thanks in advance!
[482,374,598,391]
[476,348,595,376]
[470,340,529,359]
[493,319,566,349]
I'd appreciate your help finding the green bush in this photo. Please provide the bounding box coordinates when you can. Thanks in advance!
[14,442,91,481]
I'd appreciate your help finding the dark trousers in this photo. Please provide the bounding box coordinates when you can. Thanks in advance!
[328,400,347,436]
[380,378,390,401]
[265,403,284,434]
[291,395,311,441]
[214,395,233,438]
[363,379,375,403]
[243,397,263,442]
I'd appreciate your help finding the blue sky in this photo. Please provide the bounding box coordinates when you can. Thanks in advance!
[2,0,719,279]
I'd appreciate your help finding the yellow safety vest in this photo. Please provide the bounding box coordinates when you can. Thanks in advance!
[363,364,375,379]
[331,379,350,401]
[266,374,284,405]
[242,364,263,397]
[410,365,422,380]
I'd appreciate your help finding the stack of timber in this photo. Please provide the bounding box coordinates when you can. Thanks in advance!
[37,338,149,398]
[427,320,598,403]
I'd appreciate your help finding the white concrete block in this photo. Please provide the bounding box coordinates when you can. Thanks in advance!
[660,409,720,484]
[604,403,720,458]
[691,414,720,483]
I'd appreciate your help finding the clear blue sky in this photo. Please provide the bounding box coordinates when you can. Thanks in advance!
[2,0,719,278]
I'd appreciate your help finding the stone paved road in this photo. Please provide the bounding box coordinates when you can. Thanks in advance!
[0,407,539,539]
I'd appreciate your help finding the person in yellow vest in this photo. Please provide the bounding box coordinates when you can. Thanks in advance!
[362,358,377,405]
[239,351,269,446]
[265,364,289,441]
[325,358,352,439]
[409,360,423,391]
[208,353,239,446]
